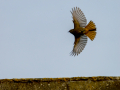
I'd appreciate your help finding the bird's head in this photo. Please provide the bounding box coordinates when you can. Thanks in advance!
[69,29,74,34]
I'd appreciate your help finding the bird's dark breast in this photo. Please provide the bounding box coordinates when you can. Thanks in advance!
[72,31,84,37]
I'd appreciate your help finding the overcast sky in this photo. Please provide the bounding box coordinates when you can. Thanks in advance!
[0,0,120,79]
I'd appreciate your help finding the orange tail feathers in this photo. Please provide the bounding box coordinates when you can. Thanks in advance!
[85,21,96,41]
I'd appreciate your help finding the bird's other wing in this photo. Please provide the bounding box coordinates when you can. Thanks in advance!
[71,7,87,28]
[71,35,87,56]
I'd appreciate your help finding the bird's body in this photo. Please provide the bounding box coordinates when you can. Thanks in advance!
[69,7,96,56]
[69,27,85,36]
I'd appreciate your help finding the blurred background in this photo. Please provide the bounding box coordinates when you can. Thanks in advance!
[0,0,120,79]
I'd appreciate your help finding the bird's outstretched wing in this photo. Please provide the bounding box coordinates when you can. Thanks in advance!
[71,7,87,28]
[71,35,87,56]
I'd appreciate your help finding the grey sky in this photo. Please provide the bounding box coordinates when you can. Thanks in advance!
[0,0,120,79]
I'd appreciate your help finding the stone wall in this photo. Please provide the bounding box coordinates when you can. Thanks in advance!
[0,77,120,90]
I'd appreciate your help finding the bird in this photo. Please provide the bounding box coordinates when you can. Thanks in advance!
[69,7,96,56]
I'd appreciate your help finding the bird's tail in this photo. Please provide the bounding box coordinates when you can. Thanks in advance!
[85,21,96,41]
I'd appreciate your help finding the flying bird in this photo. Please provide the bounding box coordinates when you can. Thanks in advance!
[69,7,96,56]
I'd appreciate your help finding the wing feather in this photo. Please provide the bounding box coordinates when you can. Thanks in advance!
[71,35,87,56]
[71,7,87,28]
